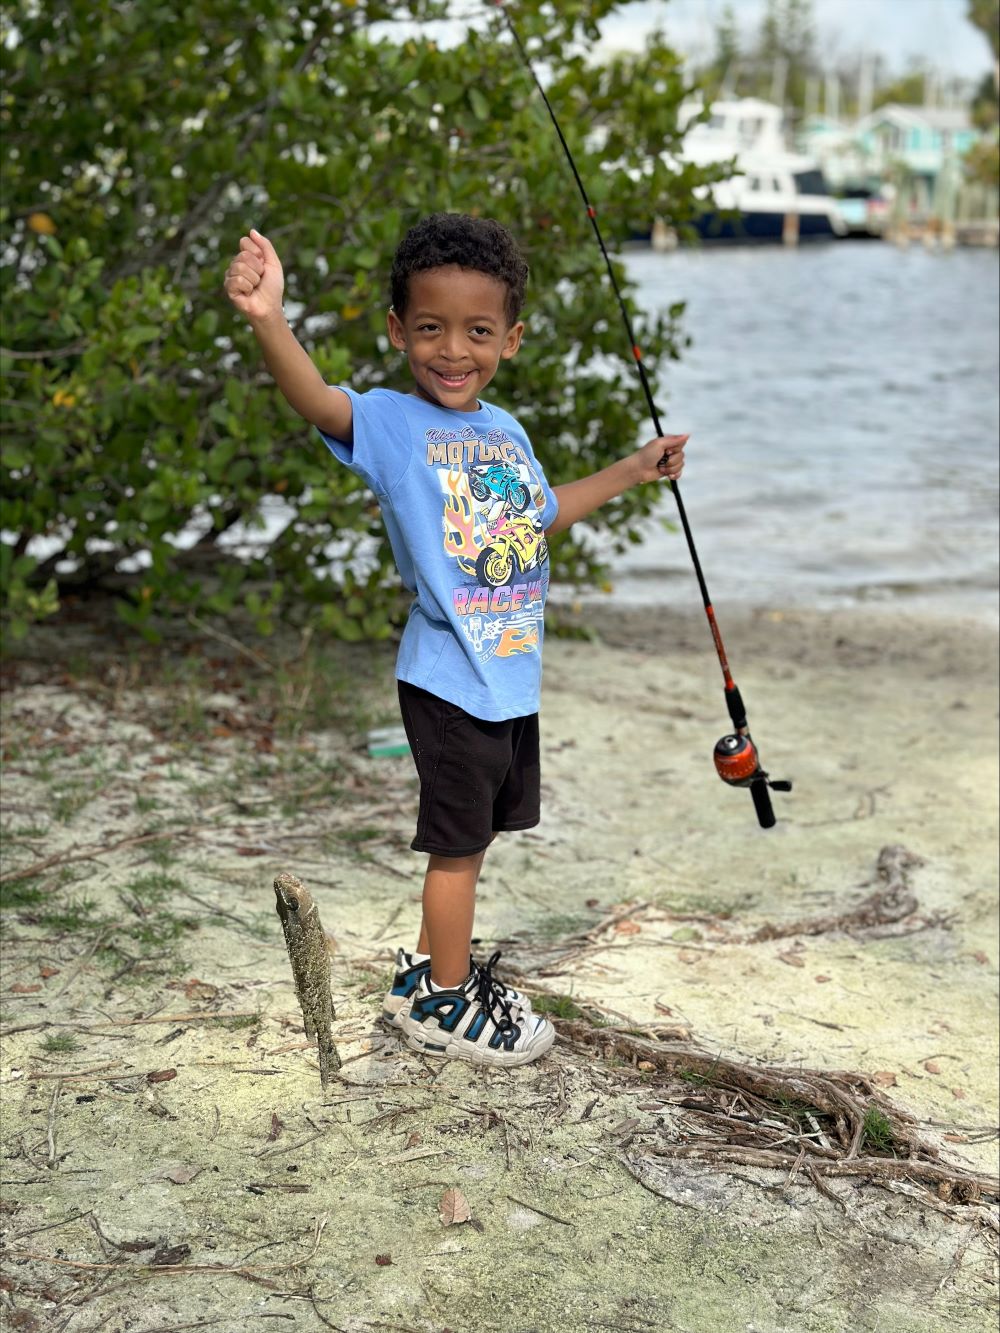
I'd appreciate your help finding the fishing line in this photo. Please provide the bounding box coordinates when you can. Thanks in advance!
[491,1,791,827]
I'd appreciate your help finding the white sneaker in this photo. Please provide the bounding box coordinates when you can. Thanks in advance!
[382,948,534,1030]
[397,956,554,1068]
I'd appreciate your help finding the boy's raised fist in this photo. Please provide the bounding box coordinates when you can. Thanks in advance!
[224,228,285,322]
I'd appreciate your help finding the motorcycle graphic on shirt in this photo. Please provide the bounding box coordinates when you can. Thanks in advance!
[468,461,531,514]
[475,511,548,588]
[425,427,550,664]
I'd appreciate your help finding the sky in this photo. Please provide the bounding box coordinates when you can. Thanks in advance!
[597,0,996,79]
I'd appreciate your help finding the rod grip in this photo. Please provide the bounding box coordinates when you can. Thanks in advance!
[725,685,747,730]
[750,779,776,829]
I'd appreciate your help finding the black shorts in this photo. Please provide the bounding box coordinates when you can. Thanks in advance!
[397,681,540,857]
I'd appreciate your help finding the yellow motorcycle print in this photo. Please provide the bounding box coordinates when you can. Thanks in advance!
[475,512,548,588]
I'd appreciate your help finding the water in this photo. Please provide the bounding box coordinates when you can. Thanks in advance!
[19,242,994,624]
[597,243,999,623]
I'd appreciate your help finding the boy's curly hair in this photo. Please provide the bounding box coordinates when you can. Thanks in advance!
[390,214,528,327]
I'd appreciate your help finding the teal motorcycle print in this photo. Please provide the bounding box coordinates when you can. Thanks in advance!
[468,462,531,514]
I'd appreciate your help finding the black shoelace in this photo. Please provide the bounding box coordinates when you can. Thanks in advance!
[473,951,518,1037]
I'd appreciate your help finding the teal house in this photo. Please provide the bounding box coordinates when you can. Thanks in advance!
[799,104,983,218]
[853,104,980,214]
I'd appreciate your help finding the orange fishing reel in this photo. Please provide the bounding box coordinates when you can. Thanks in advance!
[713,731,792,828]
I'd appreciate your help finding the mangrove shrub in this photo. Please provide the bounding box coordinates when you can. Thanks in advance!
[1,0,717,639]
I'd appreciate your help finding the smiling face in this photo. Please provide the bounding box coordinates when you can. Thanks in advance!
[387,265,524,414]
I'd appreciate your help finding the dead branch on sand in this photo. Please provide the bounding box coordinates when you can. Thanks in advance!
[748,844,944,942]
[555,1018,1000,1211]
[273,872,340,1087]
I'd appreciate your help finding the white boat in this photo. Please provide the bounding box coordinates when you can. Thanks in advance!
[677,97,847,242]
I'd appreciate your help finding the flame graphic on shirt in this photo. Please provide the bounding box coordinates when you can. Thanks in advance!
[495,623,539,656]
[442,467,484,569]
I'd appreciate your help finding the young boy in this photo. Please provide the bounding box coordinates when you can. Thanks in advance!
[224,213,687,1069]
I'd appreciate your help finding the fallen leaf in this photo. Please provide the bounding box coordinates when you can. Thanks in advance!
[814,975,832,983]
[184,978,219,1002]
[608,1117,642,1137]
[951,1087,967,1100]
[585,898,601,909]
[923,1061,941,1075]
[970,951,989,965]
[943,1133,967,1144]
[236,846,267,857]
[117,1237,156,1252]
[405,1131,422,1149]
[778,951,805,968]
[677,949,700,965]
[38,966,60,980]
[151,1243,191,1266]
[670,926,702,943]
[872,1071,898,1088]
[9,983,42,994]
[6,1309,40,1331]
[159,1164,203,1184]
[613,920,641,935]
[146,1069,177,1085]
[637,1060,655,1072]
[375,1254,392,1266]
[439,1186,472,1227]
[267,1112,284,1142]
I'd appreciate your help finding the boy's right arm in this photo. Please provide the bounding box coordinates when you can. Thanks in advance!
[223,229,353,442]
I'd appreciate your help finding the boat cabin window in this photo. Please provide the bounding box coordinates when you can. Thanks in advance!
[793,169,828,196]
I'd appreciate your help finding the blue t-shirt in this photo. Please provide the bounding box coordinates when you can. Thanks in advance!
[318,388,559,721]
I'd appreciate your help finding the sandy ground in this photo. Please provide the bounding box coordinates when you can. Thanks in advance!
[0,602,997,1333]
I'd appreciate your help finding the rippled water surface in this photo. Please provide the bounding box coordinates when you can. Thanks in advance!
[602,243,999,621]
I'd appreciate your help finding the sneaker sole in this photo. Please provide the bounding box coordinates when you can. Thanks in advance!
[400,1023,555,1068]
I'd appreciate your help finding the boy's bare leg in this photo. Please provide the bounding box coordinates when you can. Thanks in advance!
[416,850,487,988]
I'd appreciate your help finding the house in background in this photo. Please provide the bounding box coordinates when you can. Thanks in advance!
[853,104,980,217]
[797,113,874,191]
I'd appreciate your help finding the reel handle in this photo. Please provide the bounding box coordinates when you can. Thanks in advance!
[750,778,776,829]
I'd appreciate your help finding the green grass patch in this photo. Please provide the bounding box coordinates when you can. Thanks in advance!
[862,1108,897,1154]
[52,780,96,823]
[221,1013,261,1031]
[678,1067,709,1086]
[124,870,183,901]
[0,878,47,911]
[36,897,99,932]
[40,1033,80,1055]
[144,837,177,867]
[530,993,586,1021]
[341,826,381,845]
[532,911,591,942]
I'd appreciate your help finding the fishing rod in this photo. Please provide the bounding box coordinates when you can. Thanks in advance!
[493,1,791,828]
